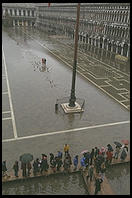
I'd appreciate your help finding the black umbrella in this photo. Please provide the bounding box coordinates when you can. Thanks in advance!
[114,141,122,148]
[19,153,33,164]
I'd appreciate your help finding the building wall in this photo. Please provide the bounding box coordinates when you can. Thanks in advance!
[2,3,37,27]
[36,3,130,62]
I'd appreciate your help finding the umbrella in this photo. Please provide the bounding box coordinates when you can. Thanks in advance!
[80,150,88,154]
[100,147,106,153]
[114,141,122,148]
[19,153,33,164]
[122,140,129,145]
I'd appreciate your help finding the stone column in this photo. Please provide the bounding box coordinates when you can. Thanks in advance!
[21,9,23,16]
[12,9,15,16]
[13,20,15,26]
[22,20,24,26]
[17,20,19,26]
[126,44,130,57]
[26,10,28,17]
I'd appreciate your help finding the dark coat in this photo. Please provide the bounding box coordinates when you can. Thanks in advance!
[13,162,19,171]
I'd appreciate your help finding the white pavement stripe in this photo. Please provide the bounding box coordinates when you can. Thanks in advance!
[2,92,8,95]
[2,117,12,121]
[2,111,11,114]
[2,45,18,139]
[2,120,130,143]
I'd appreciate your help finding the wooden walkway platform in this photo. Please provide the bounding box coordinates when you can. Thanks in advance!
[2,156,130,195]
[82,156,130,195]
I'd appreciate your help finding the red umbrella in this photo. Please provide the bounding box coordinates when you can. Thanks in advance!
[122,140,129,145]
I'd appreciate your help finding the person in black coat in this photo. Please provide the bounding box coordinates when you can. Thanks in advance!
[21,162,27,177]
[94,176,103,195]
[2,161,7,176]
[50,153,54,164]
[56,157,63,171]
[40,158,49,174]
[33,159,39,176]
[90,148,95,165]
[13,161,19,177]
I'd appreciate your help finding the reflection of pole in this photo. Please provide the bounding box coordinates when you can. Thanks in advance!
[69,3,80,107]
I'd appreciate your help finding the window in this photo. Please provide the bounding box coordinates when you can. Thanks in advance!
[19,10,21,16]
[32,10,34,17]
[23,10,25,16]
[28,10,30,16]
[14,9,17,16]
[10,9,12,16]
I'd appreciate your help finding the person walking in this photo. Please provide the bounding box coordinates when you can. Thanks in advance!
[73,155,78,171]
[2,161,7,177]
[13,161,19,177]
[99,163,106,181]
[88,165,94,182]
[94,175,103,195]
[64,144,70,155]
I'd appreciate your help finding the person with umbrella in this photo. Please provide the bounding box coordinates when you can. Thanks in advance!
[21,162,27,177]
[19,153,33,177]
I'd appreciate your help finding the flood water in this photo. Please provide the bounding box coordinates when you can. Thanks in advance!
[106,163,130,195]
[2,173,88,195]
[2,27,130,195]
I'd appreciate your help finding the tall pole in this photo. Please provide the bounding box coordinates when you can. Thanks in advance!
[69,3,80,107]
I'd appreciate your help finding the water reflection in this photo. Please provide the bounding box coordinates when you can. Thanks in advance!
[2,173,88,195]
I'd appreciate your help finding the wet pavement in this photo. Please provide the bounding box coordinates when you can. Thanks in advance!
[2,27,130,195]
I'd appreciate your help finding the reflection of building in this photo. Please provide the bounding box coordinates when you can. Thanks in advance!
[2,3,36,26]
[36,3,130,71]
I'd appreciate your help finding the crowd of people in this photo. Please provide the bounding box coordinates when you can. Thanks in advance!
[2,142,129,195]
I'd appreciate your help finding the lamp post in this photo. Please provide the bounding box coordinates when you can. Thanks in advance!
[69,3,80,107]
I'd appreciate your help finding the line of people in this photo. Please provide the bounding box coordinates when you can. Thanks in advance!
[2,142,129,193]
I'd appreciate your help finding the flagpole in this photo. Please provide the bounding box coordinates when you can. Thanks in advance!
[69,3,80,107]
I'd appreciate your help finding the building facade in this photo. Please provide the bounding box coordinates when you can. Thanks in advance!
[2,3,36,26]
[2,3,130,71]
[36,3,130,71]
